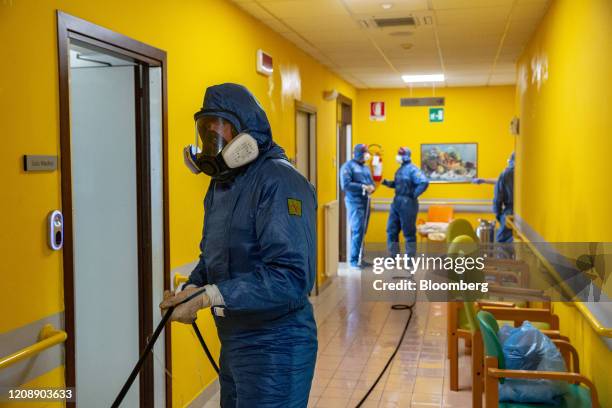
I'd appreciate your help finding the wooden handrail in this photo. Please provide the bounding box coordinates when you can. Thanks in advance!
[0,324,67,371]
[506,217,612,338]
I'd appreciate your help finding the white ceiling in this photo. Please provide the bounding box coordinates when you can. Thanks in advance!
[230,0,550,88]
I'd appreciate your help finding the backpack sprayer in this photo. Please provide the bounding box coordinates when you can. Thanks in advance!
[110,287,219,408]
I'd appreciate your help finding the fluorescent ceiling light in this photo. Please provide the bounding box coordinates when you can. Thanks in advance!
[401,74,445,83]
[381,3,393,9]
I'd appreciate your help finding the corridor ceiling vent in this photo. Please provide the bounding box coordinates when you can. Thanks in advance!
[372,16,416,28]
[388,31,414,37]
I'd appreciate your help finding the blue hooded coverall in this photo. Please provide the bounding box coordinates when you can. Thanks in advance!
[340,144,374,267]
[186,84,317,408]
[382,149,429,256]
[494,153,514,243]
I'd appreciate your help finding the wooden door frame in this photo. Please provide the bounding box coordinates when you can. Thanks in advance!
[56,11,171,408]
[294,100,317,186]
[336,94,352,263]
[294,100,318,293]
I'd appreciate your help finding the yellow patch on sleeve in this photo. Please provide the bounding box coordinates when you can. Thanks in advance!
[287,198,302,217]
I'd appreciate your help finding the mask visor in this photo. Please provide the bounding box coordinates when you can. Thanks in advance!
[196,116,236,157]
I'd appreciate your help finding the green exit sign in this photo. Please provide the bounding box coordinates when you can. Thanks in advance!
[429,107,444,122]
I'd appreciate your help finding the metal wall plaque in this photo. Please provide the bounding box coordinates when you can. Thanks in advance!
[400,97,445,107]
[23,155,58,172]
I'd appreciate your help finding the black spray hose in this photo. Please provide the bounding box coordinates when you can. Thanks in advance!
[354,186,419,407]
[111,287,218,408]
[192,322,220,373]
[354,285,417,407]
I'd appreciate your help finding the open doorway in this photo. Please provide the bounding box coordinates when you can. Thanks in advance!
[336,95,352,263]
[57,12,169,408]
[294,101,317,185]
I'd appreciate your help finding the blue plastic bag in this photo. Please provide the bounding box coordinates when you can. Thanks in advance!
[497,321,569,404]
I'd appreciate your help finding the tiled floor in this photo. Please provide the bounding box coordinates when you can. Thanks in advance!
[203,267,473,408]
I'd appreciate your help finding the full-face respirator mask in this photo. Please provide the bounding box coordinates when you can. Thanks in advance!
[183,113,259,180]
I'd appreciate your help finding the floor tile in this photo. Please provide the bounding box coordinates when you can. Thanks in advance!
[413,377,443,395]
[304,271,473,408]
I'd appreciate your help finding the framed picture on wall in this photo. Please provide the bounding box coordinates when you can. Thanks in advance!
[420,143,478,183]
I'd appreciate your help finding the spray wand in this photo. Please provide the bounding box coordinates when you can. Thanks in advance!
[110,287,219,408]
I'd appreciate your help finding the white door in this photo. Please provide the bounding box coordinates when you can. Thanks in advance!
[68,42,165,407]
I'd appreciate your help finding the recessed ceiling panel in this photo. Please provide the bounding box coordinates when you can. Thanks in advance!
[231,0,550,87]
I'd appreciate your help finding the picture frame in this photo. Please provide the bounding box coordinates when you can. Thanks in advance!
[420,143,478,183]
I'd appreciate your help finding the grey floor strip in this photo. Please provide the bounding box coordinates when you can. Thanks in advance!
[187,379,219,408]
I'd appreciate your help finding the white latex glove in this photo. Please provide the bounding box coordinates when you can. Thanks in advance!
[159,287,211,324]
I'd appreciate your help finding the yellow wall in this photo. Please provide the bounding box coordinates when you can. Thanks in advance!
[354,87,515,242]
[0,0,354,405]
[515,0,612,405]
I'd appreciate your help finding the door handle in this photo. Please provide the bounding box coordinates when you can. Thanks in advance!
[48,210,63,250]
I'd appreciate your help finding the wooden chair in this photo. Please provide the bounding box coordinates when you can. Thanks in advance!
[428,205,454,222]
[417,205,454,242]
[460,302,568,408]
[445,235,562,400]
[477,310,599,408]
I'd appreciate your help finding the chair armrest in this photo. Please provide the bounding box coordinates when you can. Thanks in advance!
[483,269,521,283]
[477,300,516,308]
[487,368,599,408]
[487,284,547,298]
[540,330,569,342]
[551,339,580,373]
[481,306,559,329]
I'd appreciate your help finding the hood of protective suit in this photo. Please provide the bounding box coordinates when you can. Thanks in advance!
[508,152,515,168]
[398,147,412,163]
[195,83,273,153]
[353,144,368,161]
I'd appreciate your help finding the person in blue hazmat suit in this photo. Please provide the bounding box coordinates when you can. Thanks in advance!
[340,144,375,269]
[160,84,317,408]
[493,152,514,242]
[382,147,429,257]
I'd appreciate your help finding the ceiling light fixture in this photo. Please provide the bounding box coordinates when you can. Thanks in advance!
[401,74,445,83]
[381,3,393,10]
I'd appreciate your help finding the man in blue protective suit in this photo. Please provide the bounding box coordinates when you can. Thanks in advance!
[382,147,429,257]
[160,83,317,408]
[340,144,376,269]
[494,152,514,242]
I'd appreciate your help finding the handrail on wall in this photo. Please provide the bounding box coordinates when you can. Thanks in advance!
[371,198,491,206]
[506,217,612,338]
[0,324,67,371]
[324,200,338,208]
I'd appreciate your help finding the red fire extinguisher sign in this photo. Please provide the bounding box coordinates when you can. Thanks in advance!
[370,101,385,121]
